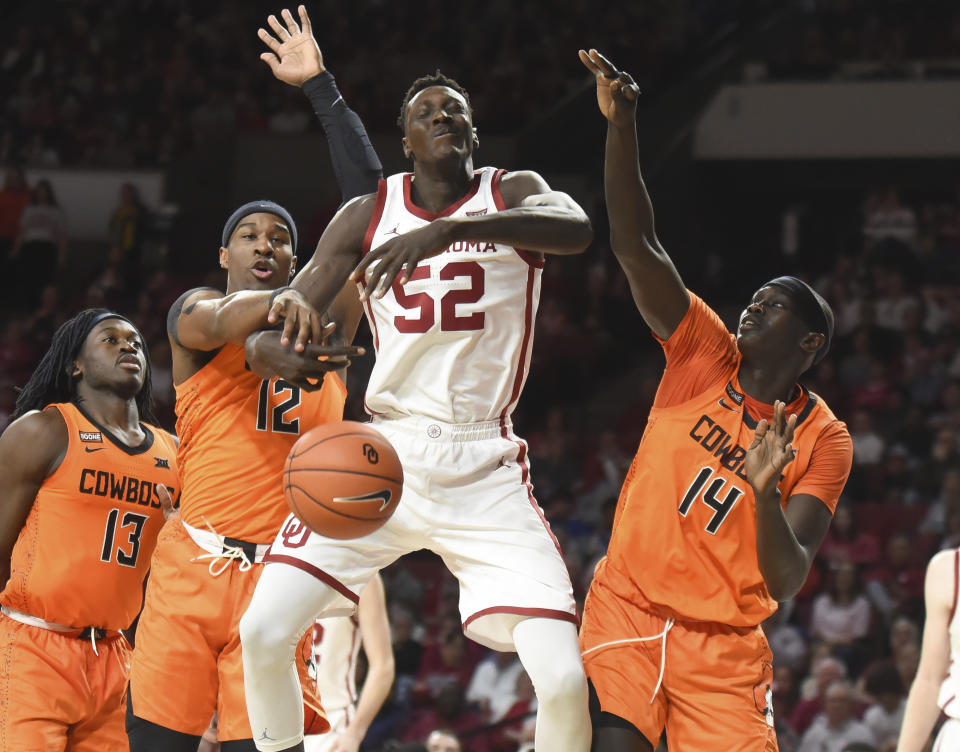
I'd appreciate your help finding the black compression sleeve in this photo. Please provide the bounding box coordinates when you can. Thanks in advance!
[302,71,383,206]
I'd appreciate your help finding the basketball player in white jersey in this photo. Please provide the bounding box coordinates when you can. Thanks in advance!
[898,548,960,750]
[239,21,593,752]
[303,574,394,752]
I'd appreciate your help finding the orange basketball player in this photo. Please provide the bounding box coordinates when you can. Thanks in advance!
[576,49,854,752]
[0,308,179,752]
[125,7,377,750]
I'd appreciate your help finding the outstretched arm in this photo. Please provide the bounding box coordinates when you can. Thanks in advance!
[352,169,592,300]
[897,550,953,752]
[579,49,689,340]
[259,5,382,204]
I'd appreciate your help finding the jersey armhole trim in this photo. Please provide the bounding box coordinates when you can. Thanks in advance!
[491,168,545,269]
[361,179,388,259]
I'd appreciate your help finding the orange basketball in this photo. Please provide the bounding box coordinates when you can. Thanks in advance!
[283,421,403,539]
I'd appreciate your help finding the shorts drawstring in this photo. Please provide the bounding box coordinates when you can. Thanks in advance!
[188,517,254,576]
[582,617,675,704]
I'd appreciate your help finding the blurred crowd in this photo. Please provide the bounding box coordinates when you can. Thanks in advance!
[0,0,767,171]
[5,174,957,751]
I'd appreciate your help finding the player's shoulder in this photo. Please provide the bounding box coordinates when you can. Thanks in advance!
[928,548,957,580]
[498,169,549,205]
[2,406,67,444]
[0,406,69,473]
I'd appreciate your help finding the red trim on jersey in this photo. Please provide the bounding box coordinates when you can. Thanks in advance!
[361,179,389,258]
[263,553,359,604]
[501,267,536,417]
[402,172,482,220]
[362,291,380,352]
[490,168,545,269]
[942,695,956,713]
[346,617,360,704]
[463,606,579,633]
[951,549,959,625]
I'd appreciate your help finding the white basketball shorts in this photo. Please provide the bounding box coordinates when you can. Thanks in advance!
[264,415,577,651]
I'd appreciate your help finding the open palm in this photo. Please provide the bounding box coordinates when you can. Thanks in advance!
[258,5,325,87]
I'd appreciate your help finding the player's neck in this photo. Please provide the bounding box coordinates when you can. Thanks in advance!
[410,159,474,214]
[736,361,800,406]
[74,390,144,441]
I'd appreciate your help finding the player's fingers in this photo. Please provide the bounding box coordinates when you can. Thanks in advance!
[156,485,178,521]
[375,258,406,299]
[280,309,298,346]
[753,418,769,442]
[398,260,418,286]
[267,298,284,324]
[260,52,281,74]
[258,28,281,53]
[298,5,313,34]
[294,310,314,352]
[578,49,601,75]
[281,7,300,36]
[349,248,381,282]
[589,49,619,78]
[303,343,365,359]
[308,312,325,347]
[267,14,289,40]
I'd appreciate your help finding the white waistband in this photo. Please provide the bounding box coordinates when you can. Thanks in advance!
[1,605,78,633]
[371,415,511,442]
[181,520,270,563]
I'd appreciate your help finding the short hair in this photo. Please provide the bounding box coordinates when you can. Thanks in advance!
[14,308,156,424]
[397,71,472,133]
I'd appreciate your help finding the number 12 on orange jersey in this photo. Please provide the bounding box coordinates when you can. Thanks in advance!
[678,467,744,534]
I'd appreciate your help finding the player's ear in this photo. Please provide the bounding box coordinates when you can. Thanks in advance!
[800,331,825,355]
[69,360,82,379]
[472,127,479,151]
[289,256,297,280]
[402,136,413,160]
[219,246,228,270]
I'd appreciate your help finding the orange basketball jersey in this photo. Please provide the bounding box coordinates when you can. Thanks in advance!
[175,343,346,542]
[0,402,179,631]
[595,294,852,627]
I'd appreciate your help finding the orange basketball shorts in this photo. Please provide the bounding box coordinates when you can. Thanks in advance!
[0,612,131,752]
[580,579,777,751]
[129,520,326,741]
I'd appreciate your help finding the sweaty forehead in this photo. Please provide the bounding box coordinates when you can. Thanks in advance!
[90,318,140,341]
[408,86,468,111]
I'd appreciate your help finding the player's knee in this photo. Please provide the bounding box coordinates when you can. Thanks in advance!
[533,661,588,709]
[239,606,295,671]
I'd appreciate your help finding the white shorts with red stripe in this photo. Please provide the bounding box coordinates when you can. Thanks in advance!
[935,718,960,751]
[265,415,577,651]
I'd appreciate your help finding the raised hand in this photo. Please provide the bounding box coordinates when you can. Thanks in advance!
[258,5,325,87]
[266,288,326,352]
[349,220,454,300]
[744,401,798,498]
[578,48,640,128]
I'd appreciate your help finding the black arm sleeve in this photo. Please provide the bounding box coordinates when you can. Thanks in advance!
[302,71,383,206]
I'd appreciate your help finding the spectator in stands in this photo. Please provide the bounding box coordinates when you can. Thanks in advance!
[865,532,925,622]
[792,656,848,735]
[108,182,149,288]
[465,651,524,724]
[810,560,875,674]
[10,179,67,305]
[860,659,905,748]
[798,680,877,752]
[863,188,917,249]
[404,682,486,751]
[0,166,29,264]
[819,505,881,566]
[425,729,462,752]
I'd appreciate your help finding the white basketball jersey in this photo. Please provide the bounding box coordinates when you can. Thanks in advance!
[939,549,960,719]
[360,167,544,423]
[310,615,361,713]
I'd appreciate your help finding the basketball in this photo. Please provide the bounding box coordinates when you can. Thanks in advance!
[283,421,403,539]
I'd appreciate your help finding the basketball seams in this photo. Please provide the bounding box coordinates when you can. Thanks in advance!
[288,431,394,459]
[284,467,401,483]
